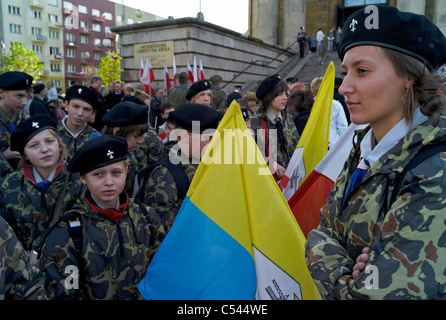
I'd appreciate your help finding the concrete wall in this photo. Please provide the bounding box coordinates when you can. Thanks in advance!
[111,17,297,95]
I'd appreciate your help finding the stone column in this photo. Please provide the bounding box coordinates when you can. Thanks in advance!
[397,0,426,14]
[249,0,279,45]
[281,0,306,47]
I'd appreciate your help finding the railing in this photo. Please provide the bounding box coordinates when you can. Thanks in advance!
[222,39,298,90]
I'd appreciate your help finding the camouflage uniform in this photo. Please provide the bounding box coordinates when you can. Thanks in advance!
[0,163,84,252]
[210,86,227,111]
[57,119,98,164]
[139,128,164,165]
[167,85,188,107]
[0,107,28,153]
[305,115,446,300]
[126,147,147,195]
[250,109,300,169]
[0,215,46,300]
[39,191,163,300]
[139,152,198,231]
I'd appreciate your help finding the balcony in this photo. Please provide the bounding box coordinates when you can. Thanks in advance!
[30,1,44,9]
[32,35,47,43]
[64,40,77,47]
[93,45,104,52]
[80,28,90,34]
[92,16,105,23]
[48,21,62,29]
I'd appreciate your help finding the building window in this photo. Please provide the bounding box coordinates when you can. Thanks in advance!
[80,36,88,44]
[92,9,100,17]
[78,5,87,14]
[80,20,88,28]
[66,48,75,58]
[31,10,42,19]
[48,0,58,6]
[81,65,89,73]
[51,63,61,72]
[127,18,134,25]
[48,14,58,23]
[31,27,43,36]
[50,47,60,55]
[49,30,59,39]
[9,24,22,34]
[94,53,102,60]
[65,33,75,41]
[8,6,21,16]
[80,51,89,58]
[103,12,112,20]
[92,24,101,32]
[93,38,101,46]
[32,45,44,53]
[67,65,76,72]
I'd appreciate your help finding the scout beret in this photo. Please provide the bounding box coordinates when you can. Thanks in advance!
[186,80,212,100]
[65,85,100,110]
[0,71,33,91]
[68,135,128,175]
[121,95,146,105]
[102,101,148,127]
[339,5,446,71]
[256,74,283,101]
[227,92,242,107]
[10,114,57,155]
[173,103,221,133]
[33,83,45,94]
[165,111,176,125]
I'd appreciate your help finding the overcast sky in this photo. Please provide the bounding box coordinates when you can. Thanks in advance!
[109,0,249,34]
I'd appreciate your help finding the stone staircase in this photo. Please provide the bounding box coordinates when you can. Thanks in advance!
[241,51,343,95]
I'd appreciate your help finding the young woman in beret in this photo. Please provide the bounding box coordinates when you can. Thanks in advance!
[186,80,213,106]
[250,74,300,180]
[305,5,446,299]
[0,115,83,265]
[38,135,162,300]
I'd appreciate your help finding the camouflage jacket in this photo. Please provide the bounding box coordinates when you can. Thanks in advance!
[0,216,46,300]
[57,119,98,164]
[39,191,162,300]
[167,85,188,107]
[210,87,227,111]
[126,148,147,195]
[139,129,164,166]
[139,153,198,232]
[250,109,300,169]
[0,162,84,252]
[305,115,446,300]
[0,108,28,153]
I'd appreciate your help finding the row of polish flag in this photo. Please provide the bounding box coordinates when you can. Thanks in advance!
[139,55,205,95]
[137,61,365,300]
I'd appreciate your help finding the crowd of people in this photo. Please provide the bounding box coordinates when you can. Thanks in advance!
[0,5,446,300]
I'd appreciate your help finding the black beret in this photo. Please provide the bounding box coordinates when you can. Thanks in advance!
[227,92,242,107]
[0,71,33,91]
[102,101,148,127]
[173,103,221,133]
[68,135,128,175]
[33,83,45,94]
[256,74,283,101]
[65,85,100,110]
[339,5,446,71]
[186,80,212,100]
[10,115,57,155]
[165,111,176,125]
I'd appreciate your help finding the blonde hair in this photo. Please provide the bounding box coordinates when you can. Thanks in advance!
[191,89,213,103]
[20,129,67,168]
[310,77,323,97]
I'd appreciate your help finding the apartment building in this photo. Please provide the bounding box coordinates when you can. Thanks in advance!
[0,0,162,90]
[0,0,65,89]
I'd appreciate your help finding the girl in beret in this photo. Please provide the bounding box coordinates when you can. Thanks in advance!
[305,5,446,300]
[250,74,300,180]
[38,135,162,299]
[0,115,83,265]
[186,80,213,106]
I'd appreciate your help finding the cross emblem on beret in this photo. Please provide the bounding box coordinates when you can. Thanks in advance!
[32,122,39,128]
[78,88,83,94]
[350,19,358,32]
[107,150,114,159]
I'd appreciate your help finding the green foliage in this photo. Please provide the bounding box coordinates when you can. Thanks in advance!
[97,50,123,86]
[0,42,44,80]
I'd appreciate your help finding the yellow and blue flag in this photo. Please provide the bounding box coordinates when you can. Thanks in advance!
[138,101,321,300]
